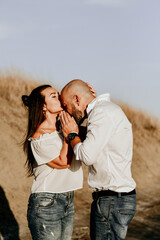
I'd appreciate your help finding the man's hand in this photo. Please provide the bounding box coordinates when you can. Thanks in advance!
[60,111,79,138]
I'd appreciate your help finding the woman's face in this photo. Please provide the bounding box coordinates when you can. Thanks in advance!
[41,87,63,114]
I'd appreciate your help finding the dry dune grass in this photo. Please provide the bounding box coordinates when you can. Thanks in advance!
[0,71,38,239]
[120,104,160,188]
[0,72,160,239]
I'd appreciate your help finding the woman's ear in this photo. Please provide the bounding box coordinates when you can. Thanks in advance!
[43,104,47,112]
[73,95,80,106]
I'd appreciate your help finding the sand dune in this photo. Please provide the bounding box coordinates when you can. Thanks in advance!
[0,72,160,239]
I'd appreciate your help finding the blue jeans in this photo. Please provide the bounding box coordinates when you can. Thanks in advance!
[90,194,136,240]
[27,192,74,240]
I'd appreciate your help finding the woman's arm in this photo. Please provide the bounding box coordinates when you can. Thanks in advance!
[47,140,73,169]
[47,161,70,169]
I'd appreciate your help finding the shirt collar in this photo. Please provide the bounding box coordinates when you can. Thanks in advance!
[87,93,110,115]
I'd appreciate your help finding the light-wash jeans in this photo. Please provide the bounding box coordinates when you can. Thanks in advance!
[27,192,74,240]
[90,194,136,240]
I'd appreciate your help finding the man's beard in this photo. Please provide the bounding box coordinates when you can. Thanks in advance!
[71,105,85,125]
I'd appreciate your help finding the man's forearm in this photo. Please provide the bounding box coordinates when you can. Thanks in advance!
[70,136,81,149]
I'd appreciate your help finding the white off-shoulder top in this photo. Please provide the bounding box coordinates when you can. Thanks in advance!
[29,131,83,193]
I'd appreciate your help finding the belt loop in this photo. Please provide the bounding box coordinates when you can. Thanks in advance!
[118,193,121,198]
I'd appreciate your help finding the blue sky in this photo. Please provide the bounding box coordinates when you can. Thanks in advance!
[0,0,160,119]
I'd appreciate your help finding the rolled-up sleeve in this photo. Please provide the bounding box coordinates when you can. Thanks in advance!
[73,143,82,160]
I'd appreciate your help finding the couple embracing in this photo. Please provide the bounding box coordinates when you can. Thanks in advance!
[22,79,136,240]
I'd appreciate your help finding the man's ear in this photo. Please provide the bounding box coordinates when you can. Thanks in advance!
[73,95,80,106]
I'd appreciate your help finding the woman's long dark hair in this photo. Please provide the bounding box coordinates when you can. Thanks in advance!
[22,84,51,176]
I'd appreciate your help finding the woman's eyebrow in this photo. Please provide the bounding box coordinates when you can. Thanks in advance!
[49,91,57,96]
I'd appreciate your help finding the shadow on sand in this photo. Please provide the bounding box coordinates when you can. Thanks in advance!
[127,220,160,240]
[0,186,20,240]
[127,198,160,240]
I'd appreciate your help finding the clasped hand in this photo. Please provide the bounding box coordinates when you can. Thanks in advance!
[60,111,79,138]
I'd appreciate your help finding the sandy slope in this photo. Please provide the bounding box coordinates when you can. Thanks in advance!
[0,72,160,239]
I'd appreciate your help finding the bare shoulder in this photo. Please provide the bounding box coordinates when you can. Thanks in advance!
[31,129,45,139]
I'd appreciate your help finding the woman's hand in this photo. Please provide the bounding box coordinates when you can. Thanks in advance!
[86,82,96,97]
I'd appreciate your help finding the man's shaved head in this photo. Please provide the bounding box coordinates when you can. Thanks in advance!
[60,79,95,124]
[61,79,92,99]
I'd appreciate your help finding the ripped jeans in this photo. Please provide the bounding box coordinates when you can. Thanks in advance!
[90,194,136,240]
[27,192,74,240]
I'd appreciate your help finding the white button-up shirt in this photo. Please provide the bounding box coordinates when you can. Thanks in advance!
[74,94,136,192]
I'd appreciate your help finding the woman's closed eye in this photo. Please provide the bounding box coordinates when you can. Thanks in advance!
[50,92,59,98]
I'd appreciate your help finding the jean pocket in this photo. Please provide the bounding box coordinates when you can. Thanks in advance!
[38,195,55,208]
[115,203,136,226]
[96,198,110,221]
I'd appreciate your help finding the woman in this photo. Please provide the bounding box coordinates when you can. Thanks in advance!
[22,84,83,240]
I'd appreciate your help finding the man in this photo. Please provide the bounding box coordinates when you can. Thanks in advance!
[60,79,136,240]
